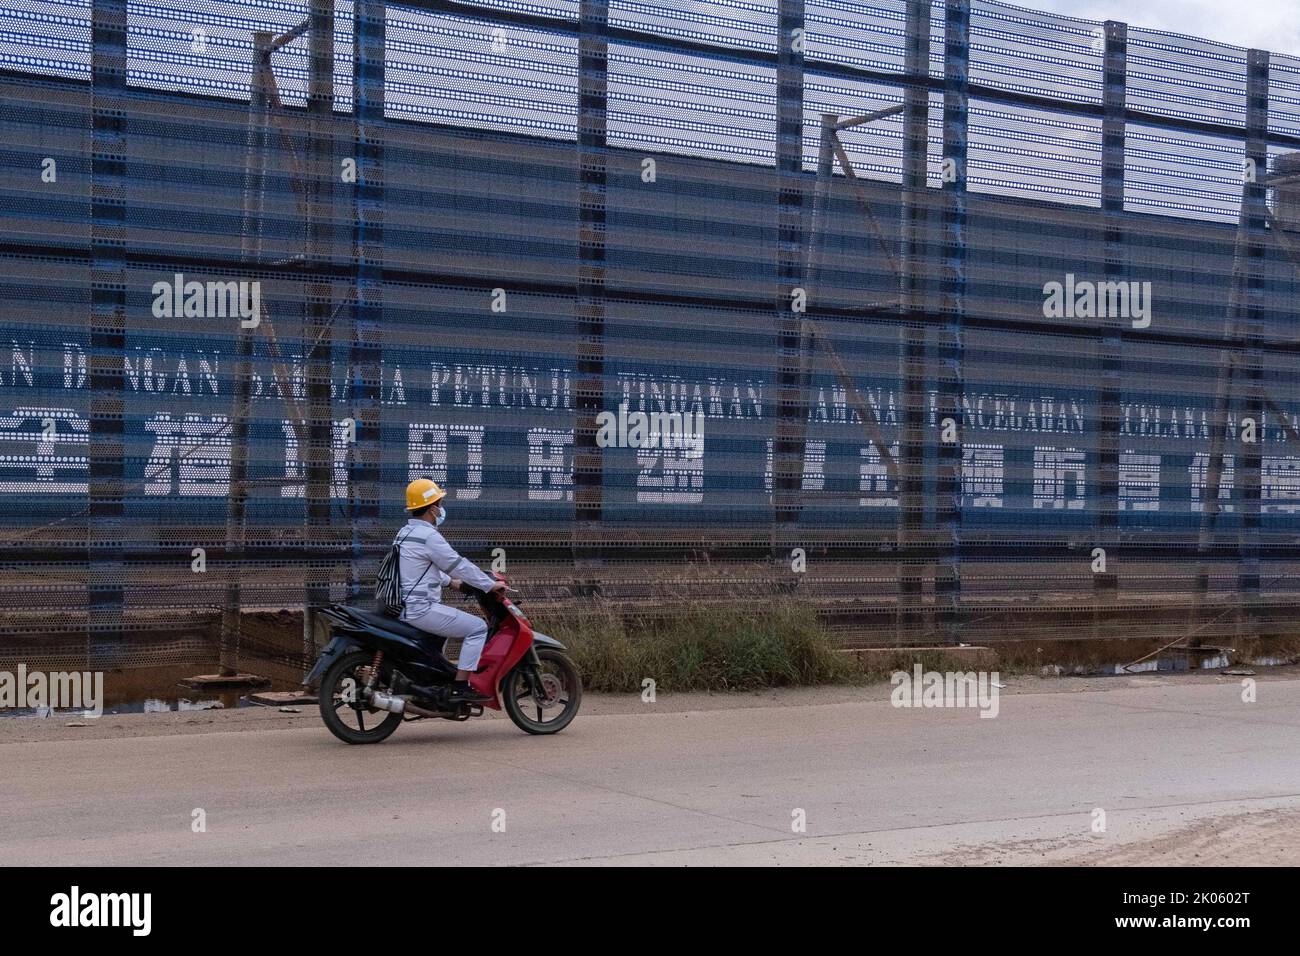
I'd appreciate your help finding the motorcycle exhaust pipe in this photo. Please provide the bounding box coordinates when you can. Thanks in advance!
[404,702,444,718]
[369,690,406,715]
[369,690,445,719]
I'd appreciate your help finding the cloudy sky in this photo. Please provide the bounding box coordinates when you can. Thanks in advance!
[1012,0,1300,57]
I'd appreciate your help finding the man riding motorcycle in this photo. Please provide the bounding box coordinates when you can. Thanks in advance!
[395,478,505,706]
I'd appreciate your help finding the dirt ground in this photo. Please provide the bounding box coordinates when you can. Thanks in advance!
[1065,807,1300,866]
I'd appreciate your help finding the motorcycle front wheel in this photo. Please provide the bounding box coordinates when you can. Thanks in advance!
[502,647,582,735]
[318,649,404,745]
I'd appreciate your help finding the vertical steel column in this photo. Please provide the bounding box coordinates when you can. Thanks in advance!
[350,1,385,608]
[937,0,969,644]
[1190,54,1268,648]
[573,0,608,597]
[223,33,274,676]
[88,0,128,667]
[1238,50,1268,639]
[304,0,336,658]
[1096,21,1126,632]
[897,0,930,641]
[774,0,807,559]
[805,113,836,286]
[304,0,335,658]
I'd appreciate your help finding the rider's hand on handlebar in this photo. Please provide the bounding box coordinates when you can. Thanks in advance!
[449,577,462,592]
[489,580,508,595]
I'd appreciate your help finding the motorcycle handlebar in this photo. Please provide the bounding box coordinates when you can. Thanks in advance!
[457,582,518,618]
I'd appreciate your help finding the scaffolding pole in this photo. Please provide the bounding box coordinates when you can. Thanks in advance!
[897,0,930,642]
[219,32,274,676]
[1094,21,1126,637]
[937,0,970,644]
[350,0,386,622]
[573,0,609,598]
[773,0,807,568]
[1188,50,1269,647]
[88,0,128,668]
[303,0,336,662]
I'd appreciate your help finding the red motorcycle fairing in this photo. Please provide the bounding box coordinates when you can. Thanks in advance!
[466,596,534,709]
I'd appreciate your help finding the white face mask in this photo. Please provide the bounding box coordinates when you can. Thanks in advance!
[435,505,447,527]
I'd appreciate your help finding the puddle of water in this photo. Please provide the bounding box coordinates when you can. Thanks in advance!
[1107,657,1190,675]
[4,695,253,718]
[1,658,306,719]
[103,691,260,715]
[1090,652,1263,676]
[138,697,232,714]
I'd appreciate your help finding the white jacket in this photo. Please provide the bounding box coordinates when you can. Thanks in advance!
[394,519,497,614]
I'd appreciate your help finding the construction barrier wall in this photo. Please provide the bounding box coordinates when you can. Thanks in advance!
[2,0,1300,666]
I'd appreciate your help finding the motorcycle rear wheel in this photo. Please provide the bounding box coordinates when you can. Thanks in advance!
[319,649,404,745]
[502,647,582,735]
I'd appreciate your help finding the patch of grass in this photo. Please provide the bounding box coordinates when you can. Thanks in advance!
[541,597,1300,692]
[547,600,860,692]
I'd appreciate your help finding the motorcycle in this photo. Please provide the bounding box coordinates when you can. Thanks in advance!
[306,576,582,743]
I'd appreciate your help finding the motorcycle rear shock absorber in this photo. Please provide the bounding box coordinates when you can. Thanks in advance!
[364,650,384,695]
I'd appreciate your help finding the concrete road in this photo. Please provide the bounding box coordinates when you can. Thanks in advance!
[2,673,1299,866]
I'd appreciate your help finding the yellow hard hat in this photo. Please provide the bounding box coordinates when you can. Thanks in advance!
[405,478,446,511]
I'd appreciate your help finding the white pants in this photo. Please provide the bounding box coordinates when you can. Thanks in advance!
[403,601,489,671]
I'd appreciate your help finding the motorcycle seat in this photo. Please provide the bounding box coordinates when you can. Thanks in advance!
[325,605,461,678]
[339,605,443,645]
